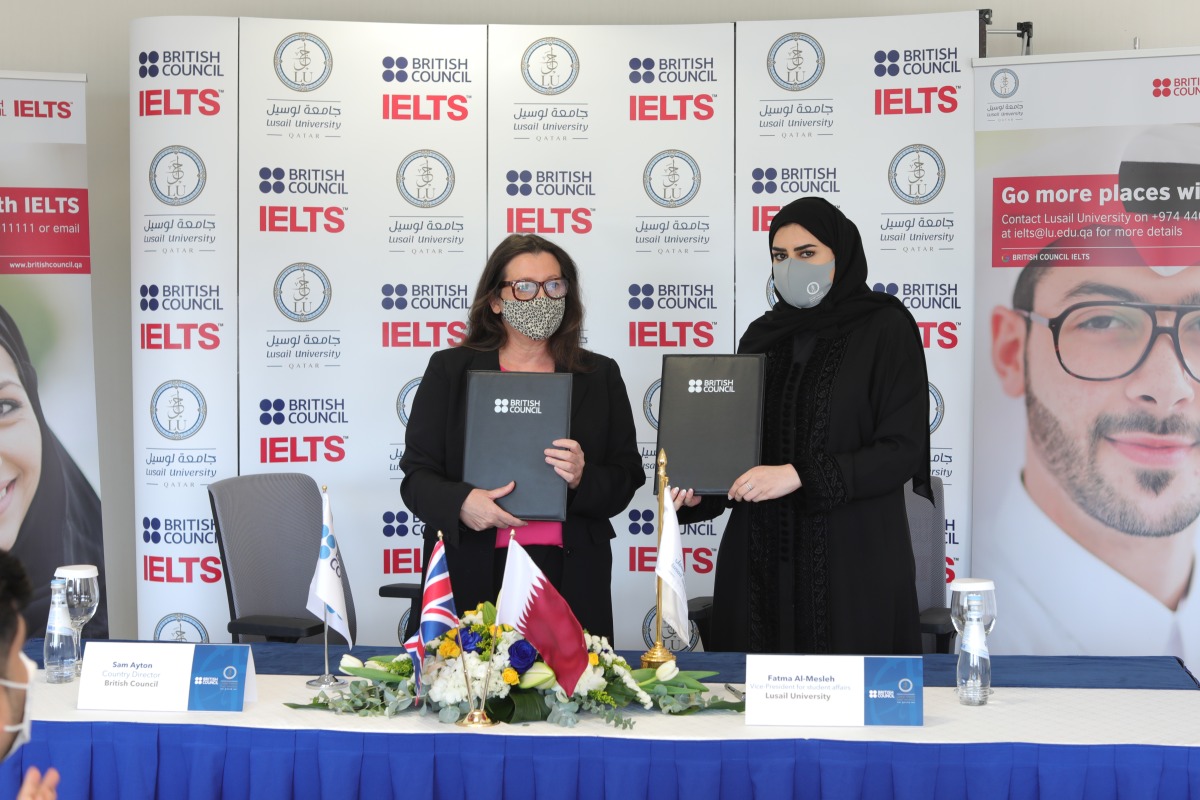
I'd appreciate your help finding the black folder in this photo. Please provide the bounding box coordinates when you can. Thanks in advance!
[654,354,765,495]
[463,370,572,521]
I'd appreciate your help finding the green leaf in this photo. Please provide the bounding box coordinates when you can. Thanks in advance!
[341,666,409,684]
[705,699,746,712]
[283,701,330,711]
[486,690,552,724]
[481,601,498,627]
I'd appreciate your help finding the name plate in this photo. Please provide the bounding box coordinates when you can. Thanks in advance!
[745,654,922,727]
[78,642,258,712]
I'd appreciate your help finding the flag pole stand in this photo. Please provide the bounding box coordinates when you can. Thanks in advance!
[457,529,511,729]
[307,608,347,689]
[641,449,677,671]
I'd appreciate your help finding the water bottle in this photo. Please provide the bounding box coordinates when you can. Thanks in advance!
[44,579,77,683]
[957,593,990,706]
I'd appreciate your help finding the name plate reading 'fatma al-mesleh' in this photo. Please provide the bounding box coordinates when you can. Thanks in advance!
[77,641,257,712]
[744,654,923,727]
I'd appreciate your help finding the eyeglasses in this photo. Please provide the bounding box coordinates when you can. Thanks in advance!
[1017,301,1200,382]
[499,278,569,301]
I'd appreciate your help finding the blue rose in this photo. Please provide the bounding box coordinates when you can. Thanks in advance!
[459,629,483,653]
[508,640,538,673]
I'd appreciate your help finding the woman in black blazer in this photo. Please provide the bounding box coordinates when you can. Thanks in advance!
[400,234,645,642]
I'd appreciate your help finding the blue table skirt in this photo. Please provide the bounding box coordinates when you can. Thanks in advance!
[7,721,1200,800]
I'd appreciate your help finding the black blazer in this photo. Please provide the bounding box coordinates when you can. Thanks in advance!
[400,345,645,640]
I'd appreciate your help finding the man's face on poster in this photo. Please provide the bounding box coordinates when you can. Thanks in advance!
[994,265,1200,539]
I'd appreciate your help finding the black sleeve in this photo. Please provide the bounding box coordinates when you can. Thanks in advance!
[399,352,474,544]
[797,313,927,512]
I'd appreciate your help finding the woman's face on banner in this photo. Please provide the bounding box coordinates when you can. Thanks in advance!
[0,348,42,549]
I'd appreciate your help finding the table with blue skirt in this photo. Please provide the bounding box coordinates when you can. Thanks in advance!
[5,640,1200,800]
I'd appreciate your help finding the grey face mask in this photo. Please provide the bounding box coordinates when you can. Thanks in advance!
[0,653,34,762]
[501,296,566,341]
[772,258,835,309]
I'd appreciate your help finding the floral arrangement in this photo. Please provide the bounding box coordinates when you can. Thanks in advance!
[287,602,742,728]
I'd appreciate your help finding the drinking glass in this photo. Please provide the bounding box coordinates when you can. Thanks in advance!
[55,565,100,677]
[950,577,997,635]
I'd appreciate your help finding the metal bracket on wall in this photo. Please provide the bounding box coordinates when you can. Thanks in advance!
[979,9,1034,58]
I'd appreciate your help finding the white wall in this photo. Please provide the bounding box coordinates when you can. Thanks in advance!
[0,0,1194,637]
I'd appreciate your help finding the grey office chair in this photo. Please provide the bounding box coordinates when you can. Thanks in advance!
[905,476,953,653]
[208,472,356,644]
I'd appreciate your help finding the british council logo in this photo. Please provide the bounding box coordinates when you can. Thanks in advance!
[521,37,579,95]
[150,379,207,441]
[149,145,206,206]
[989,68,1019,99]
[643,150,701,208]
[397,150,455,208]
[274,32,333,92]
[888,144,945,206]
[273,262,332,323]
[767,33,825,92]
[397,378,421,426]
[494,398,510,414]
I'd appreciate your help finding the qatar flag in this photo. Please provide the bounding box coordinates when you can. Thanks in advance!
[496,540,589,696]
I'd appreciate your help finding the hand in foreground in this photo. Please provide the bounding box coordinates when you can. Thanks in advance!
[545,438,585,489]
[460,482,526,531]
[18,766,60,800]
[670,486,703,511]
[728,465,801,503]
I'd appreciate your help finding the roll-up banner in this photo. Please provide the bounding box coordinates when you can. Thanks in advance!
[973,48,1200,659]
[1,70,106,639]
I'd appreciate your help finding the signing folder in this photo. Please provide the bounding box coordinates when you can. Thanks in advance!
[654,354,765,495]
[463,370,572,521]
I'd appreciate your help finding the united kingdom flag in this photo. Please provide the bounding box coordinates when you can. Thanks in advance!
[403,539,458,686]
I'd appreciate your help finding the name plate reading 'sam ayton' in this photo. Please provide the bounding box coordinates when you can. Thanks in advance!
[77,641,257,712]
[745,654,922,727]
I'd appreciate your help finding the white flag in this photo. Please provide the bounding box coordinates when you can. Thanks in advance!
[306,491,353,647]
[655,488,689,642]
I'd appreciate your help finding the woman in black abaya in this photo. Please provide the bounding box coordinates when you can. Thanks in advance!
[0,304,107,638]
[675,197,931,654]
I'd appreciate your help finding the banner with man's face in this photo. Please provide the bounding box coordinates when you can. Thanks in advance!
[973,51,1200,662]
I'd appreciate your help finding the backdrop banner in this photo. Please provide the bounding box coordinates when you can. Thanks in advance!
[0,70,106,637]
[129,14,976,649]
[972,48,1200,659]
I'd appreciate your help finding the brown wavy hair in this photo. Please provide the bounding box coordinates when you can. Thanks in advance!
[462,234,592,372]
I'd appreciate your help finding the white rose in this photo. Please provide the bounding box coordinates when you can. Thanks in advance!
[338,654,364,673]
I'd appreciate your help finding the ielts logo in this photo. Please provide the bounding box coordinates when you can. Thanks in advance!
[380,320,467,348]
[258,435,346,464]
[627,320,715,348]
[505,207,592,235]
[143,555,222,584]
[138,88,220,117]
[627,57,715,121]
[627,546,714,573]
[381,70,469,122]
[874,85,958,115]
[257,204,344,233]
[916,321,959,349]
[7,100,72,119]
[136,285,220,351]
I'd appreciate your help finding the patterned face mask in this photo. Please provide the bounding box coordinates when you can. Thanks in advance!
[772,258,835,308]
[501,296,566,341]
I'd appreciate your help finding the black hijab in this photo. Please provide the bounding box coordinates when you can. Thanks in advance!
[0,304,107,638]
[739,197,933,504]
